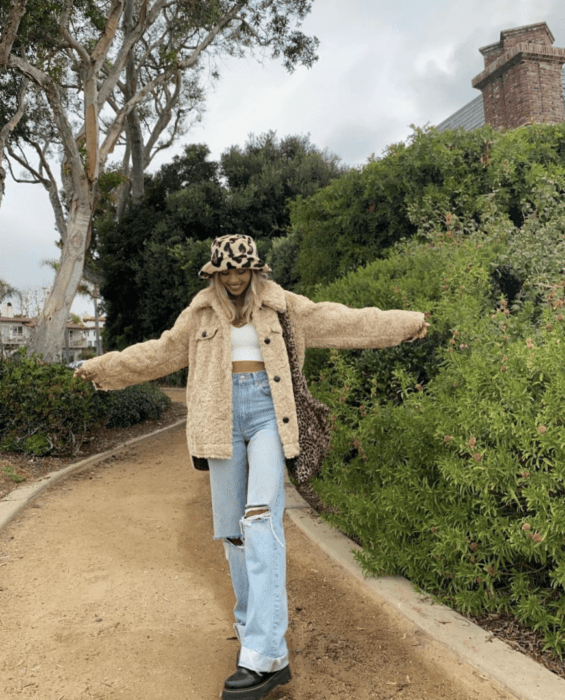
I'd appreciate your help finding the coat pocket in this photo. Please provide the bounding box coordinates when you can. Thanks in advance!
[196,325,220,342]
[193,324,221,367]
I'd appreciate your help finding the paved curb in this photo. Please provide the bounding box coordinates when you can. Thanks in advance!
[284,476,565,700]
[0,419,186,532]
[1,422,564,700]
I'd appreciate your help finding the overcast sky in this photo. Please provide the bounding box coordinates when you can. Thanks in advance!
[1,0,564,316]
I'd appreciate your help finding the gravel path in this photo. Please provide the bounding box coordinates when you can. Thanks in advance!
[0,420,516,700]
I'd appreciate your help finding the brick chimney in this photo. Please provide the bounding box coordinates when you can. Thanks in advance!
[472,23,565,129]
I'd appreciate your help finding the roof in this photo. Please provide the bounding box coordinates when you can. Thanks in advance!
[437,61,565,133]
[436,95,485,133]
[0,316,32,324]
[0,316,87,330]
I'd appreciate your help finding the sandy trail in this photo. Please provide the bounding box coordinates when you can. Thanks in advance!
[0,412,516,699]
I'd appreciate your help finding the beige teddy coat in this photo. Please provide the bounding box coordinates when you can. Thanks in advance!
[81,280,426,470]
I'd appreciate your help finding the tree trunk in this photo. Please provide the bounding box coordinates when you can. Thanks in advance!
[127,112,145,204]
[124,0,144,205]
[28,200,92,362]
[93,285,102,356]
[64,327,70,363]
[0,0,28,67]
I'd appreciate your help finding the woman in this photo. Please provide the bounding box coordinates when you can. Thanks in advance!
[76,234,429,700]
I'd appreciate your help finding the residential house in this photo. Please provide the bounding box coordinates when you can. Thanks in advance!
[64,322,89,362]
[0,303,33,357]
[80,314,105,355]
[0,303,92,362]
[437,22,565,133]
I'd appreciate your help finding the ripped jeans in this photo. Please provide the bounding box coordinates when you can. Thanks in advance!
[208,370,288,674]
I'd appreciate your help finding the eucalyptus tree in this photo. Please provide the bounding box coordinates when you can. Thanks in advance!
[0,72,28,207]
[0,0,29,205]
[0,0,28,65]
[1,0,319,362]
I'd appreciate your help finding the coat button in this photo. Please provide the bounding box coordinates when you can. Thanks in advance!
[202,331,207,337]
[283,417,289,423]
[264,338,271,344]
[274,376,280,382]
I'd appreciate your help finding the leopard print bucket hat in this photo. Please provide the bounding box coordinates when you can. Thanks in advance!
[199,234,272,279]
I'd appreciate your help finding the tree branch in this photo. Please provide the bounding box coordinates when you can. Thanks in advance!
[145,106,184,165]
[5,152,42,184]
[91,0,125,68]
[58,0,91,65]
[82,266,105,286]
[6,139,67,240]
[0,76,29,147]
[7,144,46,182]
[7,53,90,204]
[100,1,245,163]
[143,70,181,162]
[97,0,155,108]
[0,0,28,67]
[29,141,68,240]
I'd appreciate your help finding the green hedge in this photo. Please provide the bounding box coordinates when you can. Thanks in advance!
[100,383,171,428]
[0,350,104,456]
[291,122,565,292]
[0,350,171,456]
[306,208,565,656]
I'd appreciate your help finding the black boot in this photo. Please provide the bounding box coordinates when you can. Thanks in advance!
[222,664,291,700]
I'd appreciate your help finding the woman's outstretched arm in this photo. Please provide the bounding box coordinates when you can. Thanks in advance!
[287,291,428,350]
[74,305,192,390]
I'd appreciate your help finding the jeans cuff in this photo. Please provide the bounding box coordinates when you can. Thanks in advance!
[239,645,289,674]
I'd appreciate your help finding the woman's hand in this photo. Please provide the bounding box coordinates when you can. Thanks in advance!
[74,363,104,390]
[74,363,97,383]
[413,321,430,340]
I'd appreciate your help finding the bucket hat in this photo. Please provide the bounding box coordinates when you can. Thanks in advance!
[199,234,271,279]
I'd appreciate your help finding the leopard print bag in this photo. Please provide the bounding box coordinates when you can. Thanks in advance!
[191,311,332,482]
[277,311,331,484]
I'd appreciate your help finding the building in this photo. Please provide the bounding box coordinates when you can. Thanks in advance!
[437,22,565,133]
[0,303,33,357]
[64,322,90,362]
[0,303,100,362]
[79,314,105,354]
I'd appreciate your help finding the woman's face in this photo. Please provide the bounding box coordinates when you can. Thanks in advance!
[218,268,252,298]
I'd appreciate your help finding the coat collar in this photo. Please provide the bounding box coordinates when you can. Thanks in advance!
[190,279,287,317]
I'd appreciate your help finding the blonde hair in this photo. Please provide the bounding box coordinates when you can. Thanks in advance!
[210,270,270,325]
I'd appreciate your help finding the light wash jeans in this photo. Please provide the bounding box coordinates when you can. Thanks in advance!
[208,370,289,674]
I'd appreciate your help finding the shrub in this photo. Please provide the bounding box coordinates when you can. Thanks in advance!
[266,230,301,291]
[0,350,172,455]
[0,349,104,455]
[490,188,565,308]
[292,122,565,291]
[100,383,171,428]
[303,211,508,404]
[307,219,565,656]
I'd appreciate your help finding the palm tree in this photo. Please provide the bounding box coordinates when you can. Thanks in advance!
[0,279,21,305]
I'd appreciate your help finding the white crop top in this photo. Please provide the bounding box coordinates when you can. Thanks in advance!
[230,323,265,362]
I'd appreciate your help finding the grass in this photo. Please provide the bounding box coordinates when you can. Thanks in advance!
[1,465,26,483]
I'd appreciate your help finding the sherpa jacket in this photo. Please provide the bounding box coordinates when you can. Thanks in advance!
[80,280,426,470]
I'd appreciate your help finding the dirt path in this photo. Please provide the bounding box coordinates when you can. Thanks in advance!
[0,420,516,700]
